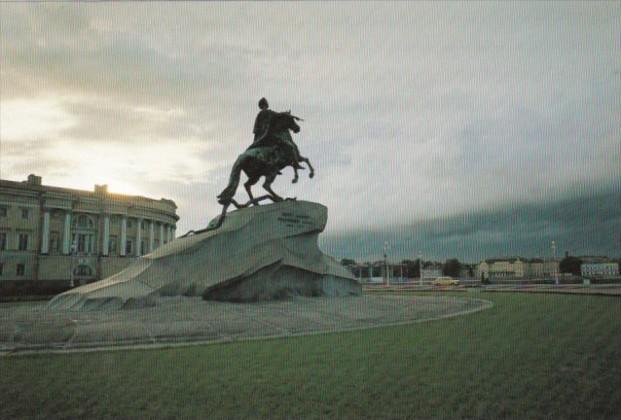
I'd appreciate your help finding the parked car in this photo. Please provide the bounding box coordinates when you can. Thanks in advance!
[432,276,460,286]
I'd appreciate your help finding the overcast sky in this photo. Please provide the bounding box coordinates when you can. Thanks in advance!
[1,2,619,261]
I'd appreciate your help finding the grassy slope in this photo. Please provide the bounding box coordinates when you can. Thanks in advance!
[1,293,620,420]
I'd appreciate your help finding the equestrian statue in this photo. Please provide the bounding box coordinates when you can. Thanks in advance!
[186,98,314,235]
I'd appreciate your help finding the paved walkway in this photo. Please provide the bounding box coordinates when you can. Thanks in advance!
[0,295,491,355]
[364,284,621,296]
[482,285,621,296]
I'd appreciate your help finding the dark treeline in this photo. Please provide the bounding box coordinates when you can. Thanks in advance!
[341,258,475,278]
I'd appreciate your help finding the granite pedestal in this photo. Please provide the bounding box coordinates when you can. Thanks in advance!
[48,201,360,311]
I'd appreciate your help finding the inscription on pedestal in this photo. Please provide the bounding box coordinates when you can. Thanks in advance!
[277,211,315,228]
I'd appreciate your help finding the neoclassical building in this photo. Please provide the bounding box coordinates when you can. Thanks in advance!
[477,257,559,280]
[0,175,179,290]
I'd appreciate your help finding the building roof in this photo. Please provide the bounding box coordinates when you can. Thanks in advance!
[484,257,523,264]
[579,256,611,263]
[483,257,560,264]
[0,175,176,209]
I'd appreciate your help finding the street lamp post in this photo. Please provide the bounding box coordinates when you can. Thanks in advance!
[384,241,390,287]
[418,251,423,286]
[552,240,559,286]
[69,240,77,288]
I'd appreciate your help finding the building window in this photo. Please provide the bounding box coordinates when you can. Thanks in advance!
[76,234,86,253]
[21,208,29,219]
[127,220,133,229]
[109,236,118,255]
[74,265,93,277]
[75,214,95,229]
[141,220,146,230]
[49,231,60,252]
[18,233,28,251]
[141,240,146,255]
[0,262,3,276]
[0,232,6,250]
[125,239,133,255]
[0,207,7,217]
[16,263,25,276]
[74,233,95,254]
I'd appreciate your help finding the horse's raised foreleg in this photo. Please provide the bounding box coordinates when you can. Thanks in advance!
[298,155,314,179]
[291,166,299,184]
[263,172,283,202]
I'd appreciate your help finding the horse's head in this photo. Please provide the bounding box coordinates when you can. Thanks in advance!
[272,111,301,134]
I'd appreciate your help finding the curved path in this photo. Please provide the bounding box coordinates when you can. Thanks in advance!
[0,295,492,355]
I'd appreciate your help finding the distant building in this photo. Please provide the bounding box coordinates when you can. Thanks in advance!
[581,259,619,277]
[459,263,477,279]
[348,260,420,283]
[0,175,179,290]
[420,268,442,279]
[477,257,559,280]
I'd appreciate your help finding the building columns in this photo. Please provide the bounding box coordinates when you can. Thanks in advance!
[62,212,72,255]
[120,216,127,256]
[102,216,110,256]
[159,223,164,247]
[149,221,155,252]
[41,210,50,254]
[136,218,143,256]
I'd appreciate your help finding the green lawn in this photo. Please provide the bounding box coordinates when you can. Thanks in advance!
[1,292,620,420]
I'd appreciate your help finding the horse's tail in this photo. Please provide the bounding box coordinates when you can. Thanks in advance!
[217,154,246,204]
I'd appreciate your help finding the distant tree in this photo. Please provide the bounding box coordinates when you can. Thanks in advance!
[340,259,357,276]
[559,256,582,275]
[401,259,419,278]
[442,258,461,277]
[422,261,434,269]
[481,272,490,285]
[357,265,368,278]
[372,263,382,277]
[341,258,357,266]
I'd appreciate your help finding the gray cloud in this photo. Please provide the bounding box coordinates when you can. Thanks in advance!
[321,186,621,262]
[1,2,619,254]
[0,140,78,178]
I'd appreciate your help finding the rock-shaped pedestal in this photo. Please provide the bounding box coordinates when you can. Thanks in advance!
[47,201,361,311]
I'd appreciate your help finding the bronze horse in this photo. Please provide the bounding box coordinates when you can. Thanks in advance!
[189,112,313,233]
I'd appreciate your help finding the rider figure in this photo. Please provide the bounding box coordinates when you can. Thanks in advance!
[251,97,302,169]
[252,97,275,146]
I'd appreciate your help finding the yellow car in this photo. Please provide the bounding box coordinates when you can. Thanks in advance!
[432,277,460,286]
